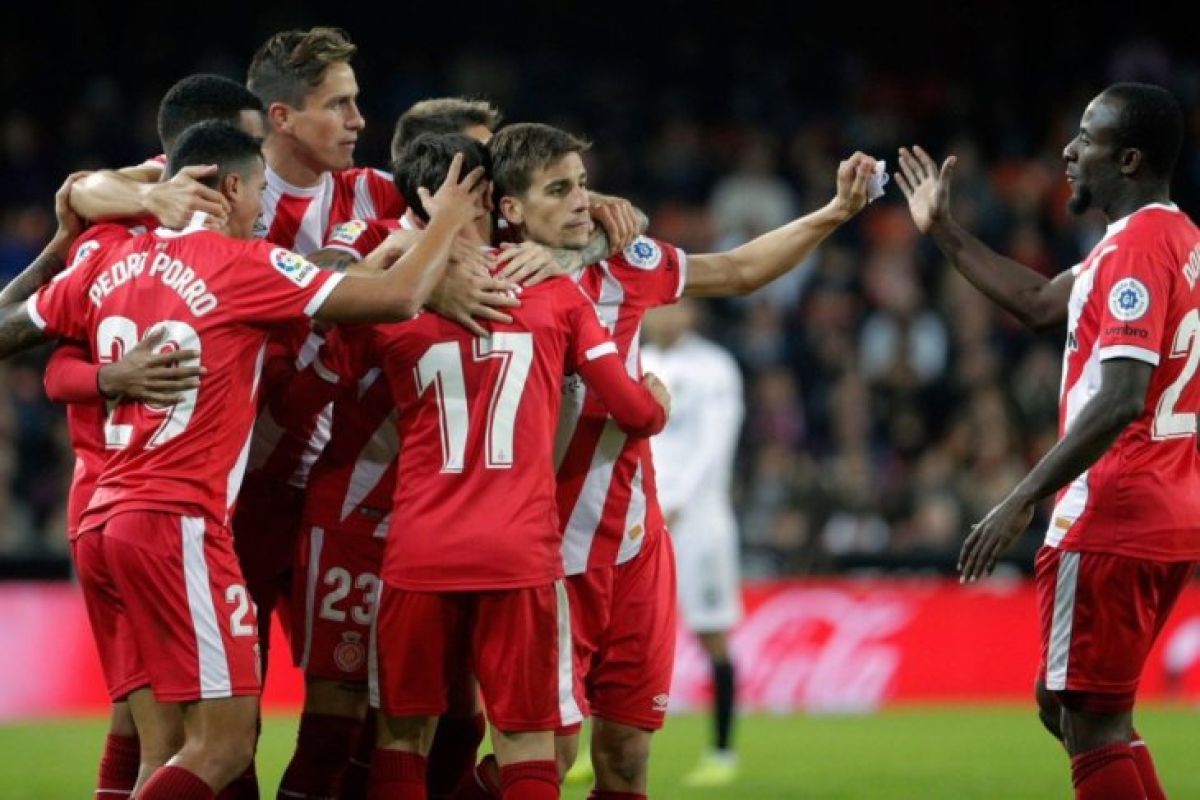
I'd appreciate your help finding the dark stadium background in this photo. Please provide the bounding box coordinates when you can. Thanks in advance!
[1,3,1198,580]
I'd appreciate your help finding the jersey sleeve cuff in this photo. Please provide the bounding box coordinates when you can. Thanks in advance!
[674,247,688,299]
[1098,344,1160,366]
[24,295,47,330]
[304,272,345,317]
[322,242,367,260]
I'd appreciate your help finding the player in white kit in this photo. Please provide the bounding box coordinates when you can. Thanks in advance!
[641,297,745,787]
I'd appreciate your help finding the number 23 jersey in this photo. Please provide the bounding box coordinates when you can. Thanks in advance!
[1049,203,1200,559]
[29,221,343,533]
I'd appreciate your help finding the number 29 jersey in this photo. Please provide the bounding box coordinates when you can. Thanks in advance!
[29,221,343,533]
[1048,203,1200,560]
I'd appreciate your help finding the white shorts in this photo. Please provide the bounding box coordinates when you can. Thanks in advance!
[671,514,742,634]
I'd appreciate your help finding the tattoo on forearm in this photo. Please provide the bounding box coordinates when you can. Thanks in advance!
[0,306,47,359]
[0,248,66,307]
[307,249,359,274]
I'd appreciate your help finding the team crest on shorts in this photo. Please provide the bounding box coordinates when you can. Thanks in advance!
[623,237,662,270]
[1108,278,1150,321]
[652,693,670,713]
[330,220,367,245]
[334,632,366,673]
[270,247,319,288]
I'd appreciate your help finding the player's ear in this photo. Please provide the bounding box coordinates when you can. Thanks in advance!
[498,194,523,226]
[1119,147,1143,177]
[221,171,242,203]
[267,102,292,135]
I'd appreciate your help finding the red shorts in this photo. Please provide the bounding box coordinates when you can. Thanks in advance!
[74,511,262,703]
[565,530,677,731]
[231,478,307,653]
[1036,545,1194,712]
[291,523,384,681]
[372,581,582,732]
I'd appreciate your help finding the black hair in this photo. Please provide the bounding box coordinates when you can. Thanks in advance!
[166,121,263,188]
[1102,82,1185,179]
[158,74,264,152]
[394,133,491,222]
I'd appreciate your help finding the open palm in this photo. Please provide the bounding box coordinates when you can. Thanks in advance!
[895,146,956,234]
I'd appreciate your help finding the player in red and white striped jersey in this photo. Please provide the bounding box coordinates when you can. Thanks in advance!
[489,123,878,797]
[900,84,1199,800]
[0,122,486,799]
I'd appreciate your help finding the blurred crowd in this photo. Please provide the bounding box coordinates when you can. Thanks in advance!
[2,20,1198,577]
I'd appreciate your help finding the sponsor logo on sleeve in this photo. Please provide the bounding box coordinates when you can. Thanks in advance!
[623,236,663,270]
[329,219,367,246]
[269,247,319,288]
[1103,324,1148,339]
[1108,277,1150,321]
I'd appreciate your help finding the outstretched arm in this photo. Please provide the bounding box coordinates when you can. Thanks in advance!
[684,152,877,297]
[70,165,229,229]
[896,146,1071,330]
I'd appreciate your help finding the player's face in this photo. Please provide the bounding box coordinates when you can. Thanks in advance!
[226,158,267,239]
[288,62,365,172]
[507,153,592,248]
[1063,96,1123,215]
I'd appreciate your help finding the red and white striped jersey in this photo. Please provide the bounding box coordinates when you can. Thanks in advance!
[555,236,687,575]
[1046,203,1200,560]
[257,166,405,256]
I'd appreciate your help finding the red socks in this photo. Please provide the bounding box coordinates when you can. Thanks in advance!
[499,761,559,800]
[428,713,486,799]
[139,765,215,799]
[1130,728,1166,800]
[368,750,427,800]
[450,754,501,800]
[215,762,259,799]
[97,732,140,796]
[278,712,363,798]
[587,792,647,800]
[1071,742,1145,799]
[339,708,376,800]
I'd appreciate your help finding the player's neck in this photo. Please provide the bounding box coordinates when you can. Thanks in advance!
[263,137,327,188]
[1102,184,1172,224]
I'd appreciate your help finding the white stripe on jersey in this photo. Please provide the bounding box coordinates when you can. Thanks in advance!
[617,459,648,564]
[340,452,393,537]
[182,517,232,698]
[1045,551,1081,690]
[225,342,267,521]
[561,421,627,575]
[555,579,583,726]
[352,171,383,220]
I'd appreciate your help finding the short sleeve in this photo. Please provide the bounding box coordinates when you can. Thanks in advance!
[1094,240,1172,366]
[612,236,687,308]
[563,283,620,374]
[229,242,345,325]
[28,253,102,341]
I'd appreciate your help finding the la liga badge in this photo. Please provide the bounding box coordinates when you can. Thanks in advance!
[1108,278,1150,321]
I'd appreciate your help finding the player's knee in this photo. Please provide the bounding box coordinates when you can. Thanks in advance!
[555,736,579,782]
[1034,683,1063,742]
[592,727,650,784]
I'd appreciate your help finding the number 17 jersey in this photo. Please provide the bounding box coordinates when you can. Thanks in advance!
[29,221,344,533]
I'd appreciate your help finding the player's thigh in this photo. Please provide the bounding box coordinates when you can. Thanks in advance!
[674,524,742,635]
[589,534,677,731]
[474,581,582,733]
[372,585,468,719]
[73,532,151,701]
[105,512,261,703]
[1039,546,1193,707]
[291,524,382,681]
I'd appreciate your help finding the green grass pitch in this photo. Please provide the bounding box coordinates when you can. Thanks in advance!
[1,705,1197,798]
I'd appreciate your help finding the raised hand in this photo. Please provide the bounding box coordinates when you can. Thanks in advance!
[417,152,487,229]
[494,241,569,287]
[589,193,639,254]
[830,152,878,219]
[895,146,957,234]
[147,165,231,229]
[98,326,205,405]
[53,171,93,251]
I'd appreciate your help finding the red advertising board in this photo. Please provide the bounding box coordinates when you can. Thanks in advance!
[4,579,1200,720]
